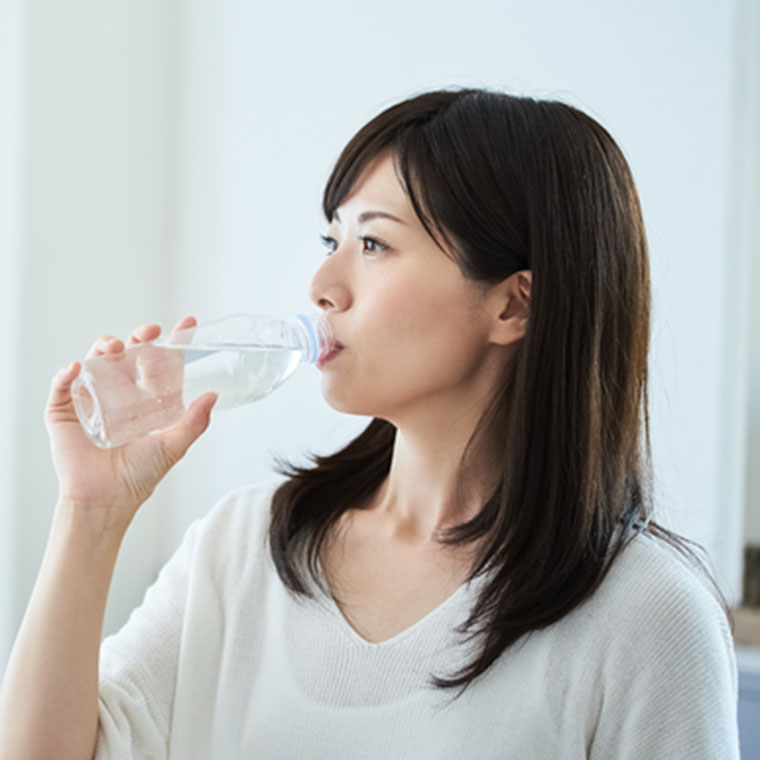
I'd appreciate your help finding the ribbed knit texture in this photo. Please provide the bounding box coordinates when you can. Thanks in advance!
[94,480,740,759]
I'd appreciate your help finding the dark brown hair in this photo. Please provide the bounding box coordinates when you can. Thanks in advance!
[268,87,727,696]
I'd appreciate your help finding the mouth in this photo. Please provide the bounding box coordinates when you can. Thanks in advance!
[317,341,344,367]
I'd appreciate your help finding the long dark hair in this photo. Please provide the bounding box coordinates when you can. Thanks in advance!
[268,87,728,695]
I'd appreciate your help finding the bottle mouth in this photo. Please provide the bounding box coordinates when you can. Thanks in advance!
[295,313,333,363]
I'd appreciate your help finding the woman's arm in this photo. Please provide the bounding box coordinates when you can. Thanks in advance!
[0,499,125,760]
[0,319,216,760]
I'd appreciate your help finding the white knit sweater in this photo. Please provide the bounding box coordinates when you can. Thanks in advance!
[94,479,739,759]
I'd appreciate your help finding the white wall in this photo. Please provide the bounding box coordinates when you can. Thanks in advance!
[0,0,753,673]
[741,0,760,546]
[0,0,184,661]
[0,0,26,667]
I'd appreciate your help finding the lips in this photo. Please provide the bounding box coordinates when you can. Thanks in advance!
[317,341,344,366]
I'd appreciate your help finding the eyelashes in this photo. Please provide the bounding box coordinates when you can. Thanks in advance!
[320,234,390,257]
[320,234,338,254]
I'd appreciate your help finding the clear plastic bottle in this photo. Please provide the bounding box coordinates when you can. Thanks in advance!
[71,312,332,449]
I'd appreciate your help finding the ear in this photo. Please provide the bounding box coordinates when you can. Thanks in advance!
[487,269,532,346]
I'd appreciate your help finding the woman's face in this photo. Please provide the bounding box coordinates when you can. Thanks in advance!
[309,151,507,425]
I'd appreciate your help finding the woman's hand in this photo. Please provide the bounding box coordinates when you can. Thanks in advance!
[44,316,218,534]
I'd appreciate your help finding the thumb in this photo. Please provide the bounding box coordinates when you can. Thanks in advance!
[45,362,81,419]
[155,392,218,465]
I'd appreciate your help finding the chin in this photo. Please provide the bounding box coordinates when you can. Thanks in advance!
[319,388,384,419]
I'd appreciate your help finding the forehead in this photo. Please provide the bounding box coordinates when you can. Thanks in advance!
[329,151,482,291]
[332,152,411,223]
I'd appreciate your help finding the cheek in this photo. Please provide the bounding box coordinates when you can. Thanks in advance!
[318,273,488,413]
[363,295,485,392]
[376,274,457,338]
[381,282,480,360]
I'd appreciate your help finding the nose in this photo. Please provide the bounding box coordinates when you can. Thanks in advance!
[309,257,351,313]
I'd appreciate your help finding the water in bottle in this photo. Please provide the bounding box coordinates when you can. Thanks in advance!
[71,313,330,448]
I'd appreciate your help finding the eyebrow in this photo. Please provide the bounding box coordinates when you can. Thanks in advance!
[333,209,407,225]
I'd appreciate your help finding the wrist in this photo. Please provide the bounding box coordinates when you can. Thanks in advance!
[53,496,131,550]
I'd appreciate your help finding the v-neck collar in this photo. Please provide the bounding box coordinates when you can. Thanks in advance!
[315,558,486,649]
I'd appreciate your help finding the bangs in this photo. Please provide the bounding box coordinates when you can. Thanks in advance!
[321,93,469,266]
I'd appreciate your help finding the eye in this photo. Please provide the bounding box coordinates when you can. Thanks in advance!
[320,234,338,256]
[320,234,390,257]
[359,236,389,255]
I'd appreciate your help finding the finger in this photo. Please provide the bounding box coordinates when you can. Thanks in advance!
[126,324,161,347]
[134,318,193,395]
[153,392,218,466]
[85,336,124,360]
[46,361,81,409]
[172,315,197,333]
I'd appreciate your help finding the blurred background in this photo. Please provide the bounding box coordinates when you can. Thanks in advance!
[0,0,758,736]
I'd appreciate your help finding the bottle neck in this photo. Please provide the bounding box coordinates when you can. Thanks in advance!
[292,313,332,363]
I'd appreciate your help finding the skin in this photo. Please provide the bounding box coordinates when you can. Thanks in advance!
[312,150,531,541]
[311,150,531,641]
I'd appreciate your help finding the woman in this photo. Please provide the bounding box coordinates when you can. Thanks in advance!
[0,88,739,758]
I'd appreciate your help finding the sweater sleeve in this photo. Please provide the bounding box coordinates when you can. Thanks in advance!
[588,546,740,760]
[92,505,215,760]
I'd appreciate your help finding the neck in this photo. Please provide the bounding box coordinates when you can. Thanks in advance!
[366,421,501,547]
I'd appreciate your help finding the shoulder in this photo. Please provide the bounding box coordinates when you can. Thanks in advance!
[554,532,740,756]
[592,531,731,640]
[542,529,737,704]
[566,530,737,701]
[569,530,734,658]
[567,534,740,756]
[179,477,285,568]
[202,477,284,533]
